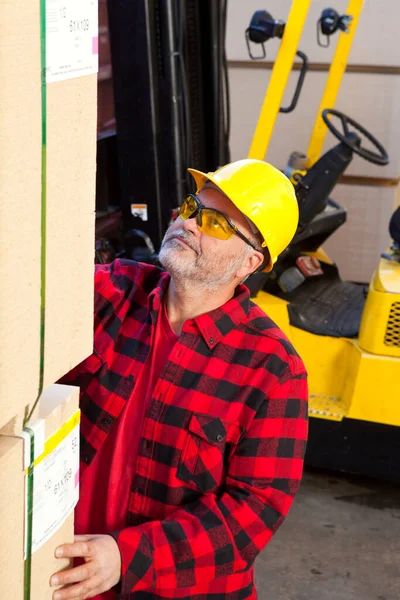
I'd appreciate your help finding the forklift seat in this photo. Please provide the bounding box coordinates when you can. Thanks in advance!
[287,271,368,338]
[292,198,346,252]
[262,263,368,338]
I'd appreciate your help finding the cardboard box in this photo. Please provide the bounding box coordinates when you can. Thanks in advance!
[0,0,98,432]
[0,384,80,599]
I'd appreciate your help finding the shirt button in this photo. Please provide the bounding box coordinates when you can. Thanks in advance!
[102,417,113,426]
[216,434,224,443]
[83,455,90,464]
[209,337,214,345]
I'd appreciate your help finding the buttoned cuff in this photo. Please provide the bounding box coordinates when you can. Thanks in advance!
[109,528,154,595]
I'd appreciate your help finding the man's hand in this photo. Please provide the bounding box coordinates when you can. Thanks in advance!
[50,534,121,600]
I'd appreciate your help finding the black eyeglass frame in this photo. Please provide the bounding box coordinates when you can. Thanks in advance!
[180,194,262,252]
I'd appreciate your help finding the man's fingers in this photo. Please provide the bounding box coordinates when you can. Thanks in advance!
[55,540,93,559]
[50,563,95,587]
[74,535,94,543]
[52,576,102,600]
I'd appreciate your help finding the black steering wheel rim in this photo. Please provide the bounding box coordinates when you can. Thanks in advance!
[321,109,389,166]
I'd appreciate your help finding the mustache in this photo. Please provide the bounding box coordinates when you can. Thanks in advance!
[163,229,199,254]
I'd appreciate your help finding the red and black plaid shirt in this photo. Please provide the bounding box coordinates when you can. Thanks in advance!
[62,259,308,599]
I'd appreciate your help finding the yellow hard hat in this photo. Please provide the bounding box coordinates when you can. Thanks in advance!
[188,159,299,272]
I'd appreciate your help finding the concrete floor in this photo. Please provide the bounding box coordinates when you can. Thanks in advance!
[255,468,400,600]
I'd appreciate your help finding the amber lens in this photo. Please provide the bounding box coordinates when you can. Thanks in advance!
[199,209,234,240]
[179,195,198,220]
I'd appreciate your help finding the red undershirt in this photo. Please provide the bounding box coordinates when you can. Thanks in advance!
[75,300,178,599]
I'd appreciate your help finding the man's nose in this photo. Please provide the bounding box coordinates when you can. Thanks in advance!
[181,215,201,238]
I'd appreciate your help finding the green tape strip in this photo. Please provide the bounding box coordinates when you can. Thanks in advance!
[23,0,47,598]
[38,0,47,401]
[23,427,35,600]
[38,0,47,408]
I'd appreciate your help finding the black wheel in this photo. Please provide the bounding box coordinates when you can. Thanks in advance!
[321,109,389,166]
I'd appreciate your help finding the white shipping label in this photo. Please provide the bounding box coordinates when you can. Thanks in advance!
[46,0,98,83]
[28,422,80,556]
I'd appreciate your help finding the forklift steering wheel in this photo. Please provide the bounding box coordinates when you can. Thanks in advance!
[321,109,389,165]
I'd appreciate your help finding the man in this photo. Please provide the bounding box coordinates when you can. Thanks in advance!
[51,159,308,600]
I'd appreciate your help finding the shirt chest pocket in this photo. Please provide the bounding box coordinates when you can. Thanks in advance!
[177,413,239,494]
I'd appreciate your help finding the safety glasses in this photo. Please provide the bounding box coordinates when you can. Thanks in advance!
[178,194,260,251]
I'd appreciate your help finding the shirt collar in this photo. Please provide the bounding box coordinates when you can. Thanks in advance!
[148,271,250,349]
[193,286,250,349]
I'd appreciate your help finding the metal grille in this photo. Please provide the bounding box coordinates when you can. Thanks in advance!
[384,302,400,347]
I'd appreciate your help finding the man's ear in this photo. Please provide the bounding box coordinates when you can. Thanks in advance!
[248,250,265,273]
[236,250,264,280]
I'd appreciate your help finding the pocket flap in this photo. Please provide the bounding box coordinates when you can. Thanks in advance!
[188,414,227,445]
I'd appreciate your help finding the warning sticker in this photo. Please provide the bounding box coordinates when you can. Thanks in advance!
[46,0,98,83]
[131,204,149,222]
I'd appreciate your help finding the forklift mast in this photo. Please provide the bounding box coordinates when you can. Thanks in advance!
[97,0,230,257]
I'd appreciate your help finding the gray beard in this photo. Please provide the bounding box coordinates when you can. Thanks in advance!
[158,231,249,292]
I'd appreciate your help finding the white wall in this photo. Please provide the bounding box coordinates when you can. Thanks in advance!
[227,0,400,66]
[322,184,395,282]
[229,68,400,179]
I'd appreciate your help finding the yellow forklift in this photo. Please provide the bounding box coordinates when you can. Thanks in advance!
[245,1,400,479]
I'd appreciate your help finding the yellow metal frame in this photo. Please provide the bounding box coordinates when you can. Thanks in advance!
[248,0,365,166]
[306,0,365,166]
[248,0,312,161]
